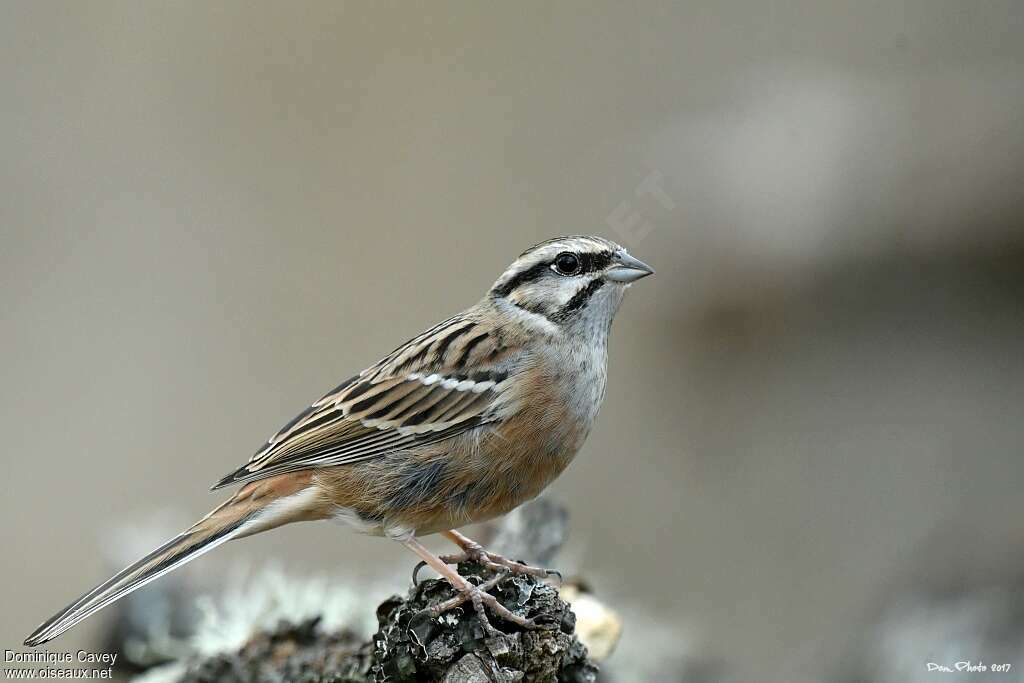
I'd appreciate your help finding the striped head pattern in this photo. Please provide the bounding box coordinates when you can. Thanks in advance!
[488,235,654,332]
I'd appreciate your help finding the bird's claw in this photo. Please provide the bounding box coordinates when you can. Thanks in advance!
[418,569,540,635]
[412,560,429,587]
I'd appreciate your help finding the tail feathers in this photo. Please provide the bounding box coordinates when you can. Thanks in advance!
[23,513,246,647]
[24,473,322,647]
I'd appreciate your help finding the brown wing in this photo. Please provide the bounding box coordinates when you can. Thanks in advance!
[211,314,513,489]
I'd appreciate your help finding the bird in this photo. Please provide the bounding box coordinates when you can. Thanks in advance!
[24,235,654,646]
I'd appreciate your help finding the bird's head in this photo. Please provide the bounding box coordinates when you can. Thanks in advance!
[488,235,654,334]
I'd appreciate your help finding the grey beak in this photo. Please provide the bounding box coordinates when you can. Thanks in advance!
[605,251,655,283]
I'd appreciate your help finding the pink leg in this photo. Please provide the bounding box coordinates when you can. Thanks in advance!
[400,536,539,633]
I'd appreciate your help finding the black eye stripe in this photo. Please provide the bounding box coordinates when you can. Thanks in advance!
[491,249,616,299]
[580,250,613,272]
[491,261,550,298]
[562,250,614,275]
[555,250,614,276]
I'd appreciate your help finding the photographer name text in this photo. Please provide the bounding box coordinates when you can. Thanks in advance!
[927,662,1013,674]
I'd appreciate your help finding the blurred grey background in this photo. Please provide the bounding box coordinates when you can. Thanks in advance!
[2,2,1023,681]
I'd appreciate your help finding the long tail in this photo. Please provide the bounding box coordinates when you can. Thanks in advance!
[24,472,325,647]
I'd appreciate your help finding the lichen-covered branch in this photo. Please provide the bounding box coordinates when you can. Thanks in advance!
[177,561,597,683]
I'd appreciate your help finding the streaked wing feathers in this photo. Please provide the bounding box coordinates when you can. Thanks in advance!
[211,314,513,489]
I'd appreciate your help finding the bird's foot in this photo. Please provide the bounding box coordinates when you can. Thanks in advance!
[420,570,544,636]
[449,544,560,580]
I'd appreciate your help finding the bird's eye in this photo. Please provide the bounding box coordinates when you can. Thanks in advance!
[553,252,582,276]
